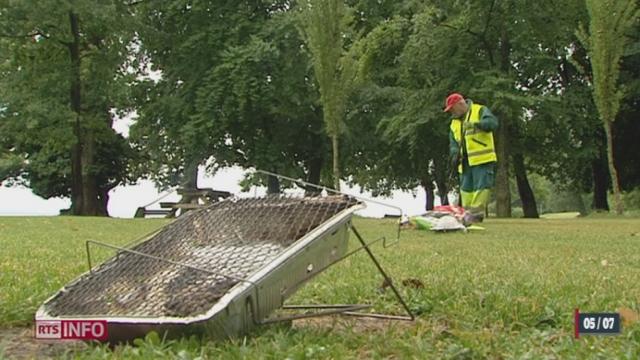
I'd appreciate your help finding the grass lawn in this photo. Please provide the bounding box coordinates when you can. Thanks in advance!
[1,215,639,358]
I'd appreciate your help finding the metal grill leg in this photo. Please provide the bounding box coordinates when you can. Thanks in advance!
[260,304,372,324]
[263,225,415,324]
[348,225,415,321]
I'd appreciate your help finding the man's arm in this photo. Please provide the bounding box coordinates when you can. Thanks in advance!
[476,106,499,132]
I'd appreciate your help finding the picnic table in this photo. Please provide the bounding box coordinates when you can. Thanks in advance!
[134,187,232,218]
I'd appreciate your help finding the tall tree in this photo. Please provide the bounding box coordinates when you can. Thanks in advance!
[299,0,359,190]
[372,1,521,217]
[194,10,330,191]
[614,30,640,192]
[343,4,465,210]
[579,0,639,214]
[0,1,137,215]
[131,1,261,189]
[131,1,314,195]
[507,0,615,212]
[132,1,329,193]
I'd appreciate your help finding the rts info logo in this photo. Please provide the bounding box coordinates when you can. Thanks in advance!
[35,320,108,341]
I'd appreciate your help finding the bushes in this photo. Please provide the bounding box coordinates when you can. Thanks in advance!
[621,188,640,211]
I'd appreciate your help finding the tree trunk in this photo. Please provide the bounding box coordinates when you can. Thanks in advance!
[331,134,340,191]
[305,154,323,195]
[603,121,623,214]
[68,11,88,215]
[97,187,110,216]
[433,157,450,206]
[80,128,100,215]
[177,159,199,212]
[436,180,449,206]
[305,122,324,195]
[591,154,609,211]
[307,158,322,185]
[65,11,103,216]
[495,26,512,218]
[512,153,538,218]
[70,136,82,215]
[421,176,435,211]
[267,174,281,194]
[495,116,511,217]
[182,160,199,190]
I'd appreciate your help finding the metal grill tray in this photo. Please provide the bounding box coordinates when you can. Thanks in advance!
[36,195,363,342]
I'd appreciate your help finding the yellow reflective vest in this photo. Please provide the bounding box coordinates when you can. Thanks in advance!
[450,103,497,173]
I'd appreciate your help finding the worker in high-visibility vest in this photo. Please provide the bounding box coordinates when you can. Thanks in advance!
[444,93,499,223]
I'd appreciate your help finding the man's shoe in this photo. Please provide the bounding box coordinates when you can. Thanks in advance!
[462,212,484,226]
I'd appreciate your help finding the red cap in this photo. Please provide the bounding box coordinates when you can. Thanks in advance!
[443,93,464,112]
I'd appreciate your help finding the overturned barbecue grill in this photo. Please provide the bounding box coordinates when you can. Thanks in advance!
[36,175,413,343]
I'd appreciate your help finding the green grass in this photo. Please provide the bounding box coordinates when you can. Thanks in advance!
[1,216,640,358]
[0,217,170,327]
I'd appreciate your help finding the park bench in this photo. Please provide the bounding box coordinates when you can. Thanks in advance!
[133,207,173,218]
[176,188,231,203]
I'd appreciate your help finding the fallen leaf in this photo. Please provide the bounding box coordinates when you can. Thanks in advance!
[619,307,639,327]
[378,278,393,292]
[402,278,425,289]
[600,259,608,267]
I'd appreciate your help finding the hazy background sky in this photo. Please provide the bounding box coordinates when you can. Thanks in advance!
[0,117,434,218]
[0,166,430,218]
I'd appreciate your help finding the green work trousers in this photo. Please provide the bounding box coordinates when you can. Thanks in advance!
[460,160,496,216]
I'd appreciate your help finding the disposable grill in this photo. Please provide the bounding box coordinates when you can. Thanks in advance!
[36,180,413,343]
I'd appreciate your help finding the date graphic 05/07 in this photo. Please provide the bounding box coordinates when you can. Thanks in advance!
[574,309,621,338]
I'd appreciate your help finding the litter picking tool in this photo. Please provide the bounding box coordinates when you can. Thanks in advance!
[35,172,414,343]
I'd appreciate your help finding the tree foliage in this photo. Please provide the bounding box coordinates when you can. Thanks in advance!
[194,10,329,190]
[298,0,360,190]
[2,0,640,217]
[579,0,639,214]
[0,0,137,215]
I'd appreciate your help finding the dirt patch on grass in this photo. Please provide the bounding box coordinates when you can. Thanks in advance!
[293,315,416,333]
[0,327,87,359]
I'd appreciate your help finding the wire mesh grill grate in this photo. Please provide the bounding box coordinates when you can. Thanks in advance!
[45,194,359,318]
